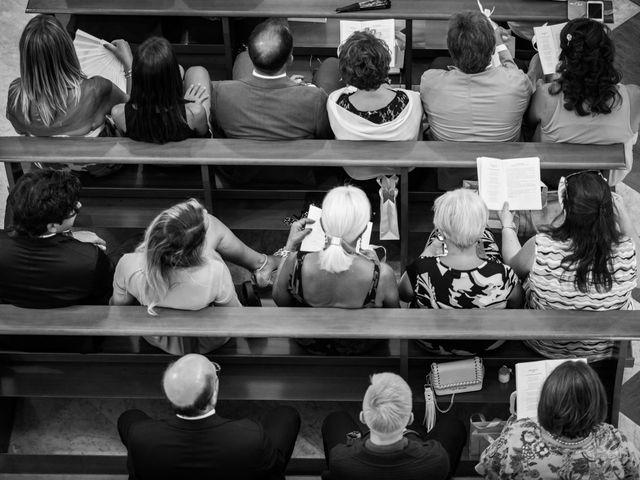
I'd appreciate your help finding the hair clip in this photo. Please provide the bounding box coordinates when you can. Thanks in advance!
[566,33,572,44]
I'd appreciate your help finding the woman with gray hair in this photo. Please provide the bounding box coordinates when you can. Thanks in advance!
[399,189,523,354]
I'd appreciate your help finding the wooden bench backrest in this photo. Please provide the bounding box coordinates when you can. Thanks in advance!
[0,137,627,170]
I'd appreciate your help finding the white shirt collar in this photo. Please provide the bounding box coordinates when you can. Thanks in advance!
[176,408,216,421]
[252,69,287,80]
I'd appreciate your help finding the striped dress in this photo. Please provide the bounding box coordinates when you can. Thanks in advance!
[525,233,637,360]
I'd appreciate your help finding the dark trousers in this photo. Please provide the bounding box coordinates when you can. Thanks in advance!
[118,405,300,467]
[322,411,466,477]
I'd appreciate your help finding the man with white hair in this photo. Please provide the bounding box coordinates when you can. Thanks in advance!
[322,372,466,479]
[117,354,300,479]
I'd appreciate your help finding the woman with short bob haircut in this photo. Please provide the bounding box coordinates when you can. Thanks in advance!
[324,31,423,180]
[111,36,211,143]
[476,361,640,478]
[111,198,277,354]
[399,189,522,354]
[527,18,640,185]
[500,171,638,360]
[6,15,132,175]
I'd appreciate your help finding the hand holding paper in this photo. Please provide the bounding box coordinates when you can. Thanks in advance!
[477,157,543,211]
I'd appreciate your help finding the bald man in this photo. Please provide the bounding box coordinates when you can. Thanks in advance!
[118,354,300,480]
[210,18,333,185]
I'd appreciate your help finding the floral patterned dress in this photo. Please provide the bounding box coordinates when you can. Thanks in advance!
[476,418,640,479]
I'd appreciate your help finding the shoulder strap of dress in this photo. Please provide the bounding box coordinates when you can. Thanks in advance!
[288,250,309,306]
[362,254,381,307]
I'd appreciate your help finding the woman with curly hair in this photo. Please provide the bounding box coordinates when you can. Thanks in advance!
[527,18,640,184]
[324,31,423,180]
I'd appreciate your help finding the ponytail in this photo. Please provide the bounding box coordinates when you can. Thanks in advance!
[319,236,355,273]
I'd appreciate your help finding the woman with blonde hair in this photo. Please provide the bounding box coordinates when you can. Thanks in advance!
[399,189,522,354]
[6,15,132,176]
[111,199,278,354]
[273,186,399,354]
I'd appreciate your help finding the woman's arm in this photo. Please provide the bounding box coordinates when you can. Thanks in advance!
[185,102,210,137]
[379,263,400,308]
[499,203,536,277]
[272,254,298,307]
[110,103,127,134]
[506,282,524,309]
[613,192,640,251]
[398,272,415,303]
[109,288,137,306]
[626,84,640,133]
[104,40,133,96]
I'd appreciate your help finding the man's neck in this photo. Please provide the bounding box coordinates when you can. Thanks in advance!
[369,430,404,446]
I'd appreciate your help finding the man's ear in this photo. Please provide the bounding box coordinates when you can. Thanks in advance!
[288,53,294,66]
[359,411,366,425]
[46,222,61,234]
[407,412,414,426]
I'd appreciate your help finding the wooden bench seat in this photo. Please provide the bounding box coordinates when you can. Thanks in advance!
[0,305,638,476]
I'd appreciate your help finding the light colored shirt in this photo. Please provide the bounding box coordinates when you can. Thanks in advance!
[113,250,240,355]
[420,65,532,142]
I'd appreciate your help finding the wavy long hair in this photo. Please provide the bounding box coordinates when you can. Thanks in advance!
[319,186,371,274]
[127,37,188,144]
[549,18,621,116]
[138,199,208,315]
[546,172,622,293]
[13,15,85,126]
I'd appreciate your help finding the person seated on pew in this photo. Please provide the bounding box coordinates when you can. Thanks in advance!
[499,171,639,361]
[322,372,466,480]
[476,361,640,479]
[111,36,212,143]
[273,186,399,355]
[420,11,533,190]
[399,189,523,355]
[210,18,333,185]
[110,199,278,355]
[6,14,132,177]
[0,169,112,308]
[118,354,301,480]
[322,30,423,181]
[527,19,640,186]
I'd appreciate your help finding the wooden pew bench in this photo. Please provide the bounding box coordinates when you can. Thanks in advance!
[0,305,638,477]
[0,136,627,267]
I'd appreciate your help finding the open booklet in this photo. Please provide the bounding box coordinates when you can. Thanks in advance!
[477,156,543,211]
[515,359,587,420]
[73,29,127,94]
[532,22,566,75]
[300,205,373,252]
[339,19,403,72]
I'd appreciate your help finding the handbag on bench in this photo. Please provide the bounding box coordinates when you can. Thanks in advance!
[423,357,485,431]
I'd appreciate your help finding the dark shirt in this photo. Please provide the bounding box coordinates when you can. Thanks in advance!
[0,231,113,308]
[121,414,284,480]
[326,433,450,480]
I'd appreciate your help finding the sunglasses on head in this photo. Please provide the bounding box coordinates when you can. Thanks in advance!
[558,170,607,208]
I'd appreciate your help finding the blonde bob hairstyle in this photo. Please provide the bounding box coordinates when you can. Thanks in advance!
[14,15,85,126]
[362,373,412,435]
[137,199,208,315]
[319,186,371,274]
[433,188,488,249]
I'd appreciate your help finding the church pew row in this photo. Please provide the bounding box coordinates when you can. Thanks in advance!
[0,305,637,476]
[0,136,627,268]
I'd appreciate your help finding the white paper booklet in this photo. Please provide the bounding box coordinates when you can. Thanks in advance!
[300,205,372,252]
[532,22,566,75]
[477,156,542,211]
[515,358,587,420]
[339,19,398,69]
[73,29,126,93]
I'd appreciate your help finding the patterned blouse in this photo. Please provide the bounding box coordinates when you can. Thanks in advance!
[336,90,409,124]
[405,257,519,309]
[476,418,640,480]
[524,233,637,360]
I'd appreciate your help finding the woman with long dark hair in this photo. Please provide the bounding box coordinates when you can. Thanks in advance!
[476,361,640,478]
[499,171,638,360]
[6,14,132,176]
[527,18,640,184]
[111,36,211,143]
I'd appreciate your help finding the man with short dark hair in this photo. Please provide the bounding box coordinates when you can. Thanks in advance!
[0,169,112,308]
[118,354,301,480]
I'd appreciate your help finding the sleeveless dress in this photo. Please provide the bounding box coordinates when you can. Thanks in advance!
[524,233,637,360]
[288,251,382,355]
[540,84,638,185]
